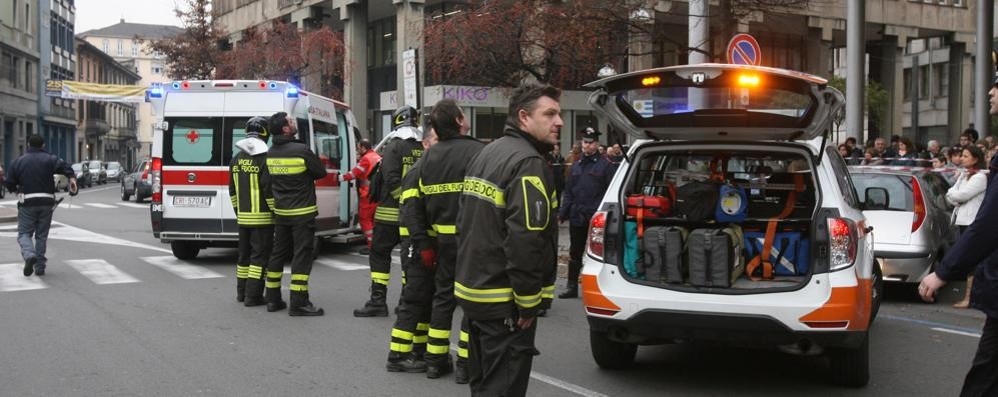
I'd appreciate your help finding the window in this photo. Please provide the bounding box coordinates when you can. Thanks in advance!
[151,63,163,74]
[102,39,109,53]
[903,69,912,101]
[935,63,948,97]
[9,55,20,89]
[132,45,138,57]
[24,61,32,93]
[473,108,508,141]
[167,117,218,164]
[117,40,123,56]
[919,65,930,99]
[313,119,342,170]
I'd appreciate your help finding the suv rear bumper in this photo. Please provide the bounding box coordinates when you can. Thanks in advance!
[588,309,866,349]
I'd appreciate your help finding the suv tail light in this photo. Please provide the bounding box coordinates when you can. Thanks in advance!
[586,211,607,260]
[910,176,926,232]
[828,217,858,271]
[151,157,163,203]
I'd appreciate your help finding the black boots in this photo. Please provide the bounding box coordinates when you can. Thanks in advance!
[454,359,469,384]
[558,285,578,299]
[354,283,389,317]
[243,278,265,307]
[386,352,427,373]
[426,354,453,379]
[289,292,324,316]
[266,287,287,312]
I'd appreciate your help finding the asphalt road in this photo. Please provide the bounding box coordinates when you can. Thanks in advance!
[0,185,985,396]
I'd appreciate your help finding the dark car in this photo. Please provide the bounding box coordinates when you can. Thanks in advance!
[72,162,93,188]
[121,160,152,203]
[87,160,107,185]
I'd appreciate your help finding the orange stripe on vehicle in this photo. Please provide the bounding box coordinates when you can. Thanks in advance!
[799,279,872,331]
[581,274,621,312]
[162,170,229,185]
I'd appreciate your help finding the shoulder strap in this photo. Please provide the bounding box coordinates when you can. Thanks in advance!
[746,174,805,280]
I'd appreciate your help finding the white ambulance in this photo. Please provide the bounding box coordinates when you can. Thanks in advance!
[147,80,362,259]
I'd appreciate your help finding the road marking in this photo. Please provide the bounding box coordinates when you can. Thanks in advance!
[84,203,117,209]
[142,256,225,279]
[880,314,984,337]
[117,202,150,209]
[316,257,369,271]
[64,259,140,284]
[931,327,982,338]
[0,221,172,254]
[444,344,606,397]
[0,263,48,292]
[58,202,85,209]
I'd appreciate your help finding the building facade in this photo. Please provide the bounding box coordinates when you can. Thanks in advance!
[75,38,140,169]
[0,0,41,169]
[77,20,182,159]
[38,0,77,163]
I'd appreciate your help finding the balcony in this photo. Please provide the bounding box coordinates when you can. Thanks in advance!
[82,119,110,136]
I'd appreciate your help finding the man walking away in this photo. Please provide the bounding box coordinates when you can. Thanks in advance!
[340,139,381,254]
[918,54,998,397]
[558,127,616,299]
[5,134,77,276]
[456,83,560,396]
[229,116,275,306]
[266,112,328,316]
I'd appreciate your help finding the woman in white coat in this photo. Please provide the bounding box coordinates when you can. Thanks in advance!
[946,145,988,308]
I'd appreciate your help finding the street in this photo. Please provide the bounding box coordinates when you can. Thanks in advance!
[0,185,985,396]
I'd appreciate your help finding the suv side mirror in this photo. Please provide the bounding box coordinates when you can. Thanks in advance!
[864,187,889,210]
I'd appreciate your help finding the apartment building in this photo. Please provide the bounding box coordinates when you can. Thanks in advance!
[0,0,40,168]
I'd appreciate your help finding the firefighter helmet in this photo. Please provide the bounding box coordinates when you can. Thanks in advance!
[246,116,270,142]
[392,106,420,130]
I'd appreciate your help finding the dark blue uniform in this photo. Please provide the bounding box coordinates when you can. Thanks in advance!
[558,152,615,298]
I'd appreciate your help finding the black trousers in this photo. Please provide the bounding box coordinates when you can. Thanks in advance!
[270,219,315,295]
[369,221,409,286]
[428,238,469,360]
[391,243,433,354]
[238,226,274,270]
[960,316,998,397]
[566,225,589,287]
[467,316,539,397]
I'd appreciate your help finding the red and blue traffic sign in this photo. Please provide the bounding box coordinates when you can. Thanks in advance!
[727,33,762,66]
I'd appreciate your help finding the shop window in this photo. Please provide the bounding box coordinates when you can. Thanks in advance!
[473,108,507,142]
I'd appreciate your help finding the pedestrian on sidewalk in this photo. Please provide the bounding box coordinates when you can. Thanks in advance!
[946,145,987,309]
[4,134,77,276]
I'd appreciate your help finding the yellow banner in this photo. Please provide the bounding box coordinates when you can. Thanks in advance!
[49,80,148,103]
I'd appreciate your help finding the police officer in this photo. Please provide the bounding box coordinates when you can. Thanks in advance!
[456,83,560,396]
[229,116,274,306]
[355,106,424,317]
[340,139,381,254]
[387,99,483,383]
[266,112,327,316]
[4,134,77,277]
[558,127,616,299]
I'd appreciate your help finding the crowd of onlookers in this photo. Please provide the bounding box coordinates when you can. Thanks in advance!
[837,126,997,173]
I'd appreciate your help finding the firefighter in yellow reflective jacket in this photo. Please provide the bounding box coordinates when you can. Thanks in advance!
[455,83,560,396]
[266,112,327,316]
[355,106,424,317]
[229,116,274,307]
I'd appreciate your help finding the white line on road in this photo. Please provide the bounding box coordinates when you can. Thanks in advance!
[316,257,369,271]
[65,259,140,284]
[931,327,982,338]
[142,256,225,279]
[446,345,608,397]
[117,202,150,209]
[0,263,48,292]
[84,203,117,209]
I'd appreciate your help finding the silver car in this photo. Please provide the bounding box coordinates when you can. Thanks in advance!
[849,166,955,287]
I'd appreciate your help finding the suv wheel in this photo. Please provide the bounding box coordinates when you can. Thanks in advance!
[590,329,637,369]
[828,334,870,387]
[120,183,131,201]
[871,262,883,322]
[171,241,200,260]
[134,184,143,203]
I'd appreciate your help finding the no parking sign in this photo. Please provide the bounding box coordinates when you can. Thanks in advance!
[727,33,762,66]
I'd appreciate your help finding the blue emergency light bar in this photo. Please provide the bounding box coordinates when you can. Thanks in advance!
[148,85,164,98]
[286,85,299,98]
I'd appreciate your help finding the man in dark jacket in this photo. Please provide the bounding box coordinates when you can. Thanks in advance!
[228,116,274,306]
[919,57,998,397]
[456,83,560,396]
[557,127,616,299]
[4,134,77,276]
[266,112,327,316]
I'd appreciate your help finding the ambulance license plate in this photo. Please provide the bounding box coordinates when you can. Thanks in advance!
[173,196,211,208]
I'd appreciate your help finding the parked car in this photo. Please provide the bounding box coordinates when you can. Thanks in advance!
[121,159,152,202]
[580,64,878,387]
[72,162,93,188]
[87,160,107,185]
[848,166,956,289]
[105,161,124,183]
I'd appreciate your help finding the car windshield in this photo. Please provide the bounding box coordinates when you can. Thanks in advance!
[107,162,120,170]
[88,161,100,168]
[72,164,82,172]
[850,173,914,211]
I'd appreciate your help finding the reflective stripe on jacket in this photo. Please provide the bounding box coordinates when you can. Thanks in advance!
[374,137,423,225]
[403,136,485,245]
[229,139,274,227]
[455,126,558,321]
[266,134,327,224]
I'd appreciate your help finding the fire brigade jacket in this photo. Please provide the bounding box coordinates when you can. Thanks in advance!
[374,137,423,225]
[4,147,74,207]
[266,134,327,224]
[401,135,485,247]
[343,149,381,200]
[455,126,558,321]
[229,137,274,227]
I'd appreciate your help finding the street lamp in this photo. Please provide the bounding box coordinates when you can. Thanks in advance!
[597,64,617,79]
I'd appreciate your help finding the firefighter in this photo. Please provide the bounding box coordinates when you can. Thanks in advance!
[386,125,438,373]
[266,112,328,316]
[229,116,274,306]
[354,106,424,317]
[456,83,560,396]
[340,139,381,254]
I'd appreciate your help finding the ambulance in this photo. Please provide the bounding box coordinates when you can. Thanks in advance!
[147,80,362,259]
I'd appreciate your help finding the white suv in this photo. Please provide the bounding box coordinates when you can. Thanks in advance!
[581,64,879,387]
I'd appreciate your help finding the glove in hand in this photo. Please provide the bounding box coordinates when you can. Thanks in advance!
[420,248,437,270]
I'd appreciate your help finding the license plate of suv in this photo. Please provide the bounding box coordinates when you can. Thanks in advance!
[173,196,212,208]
